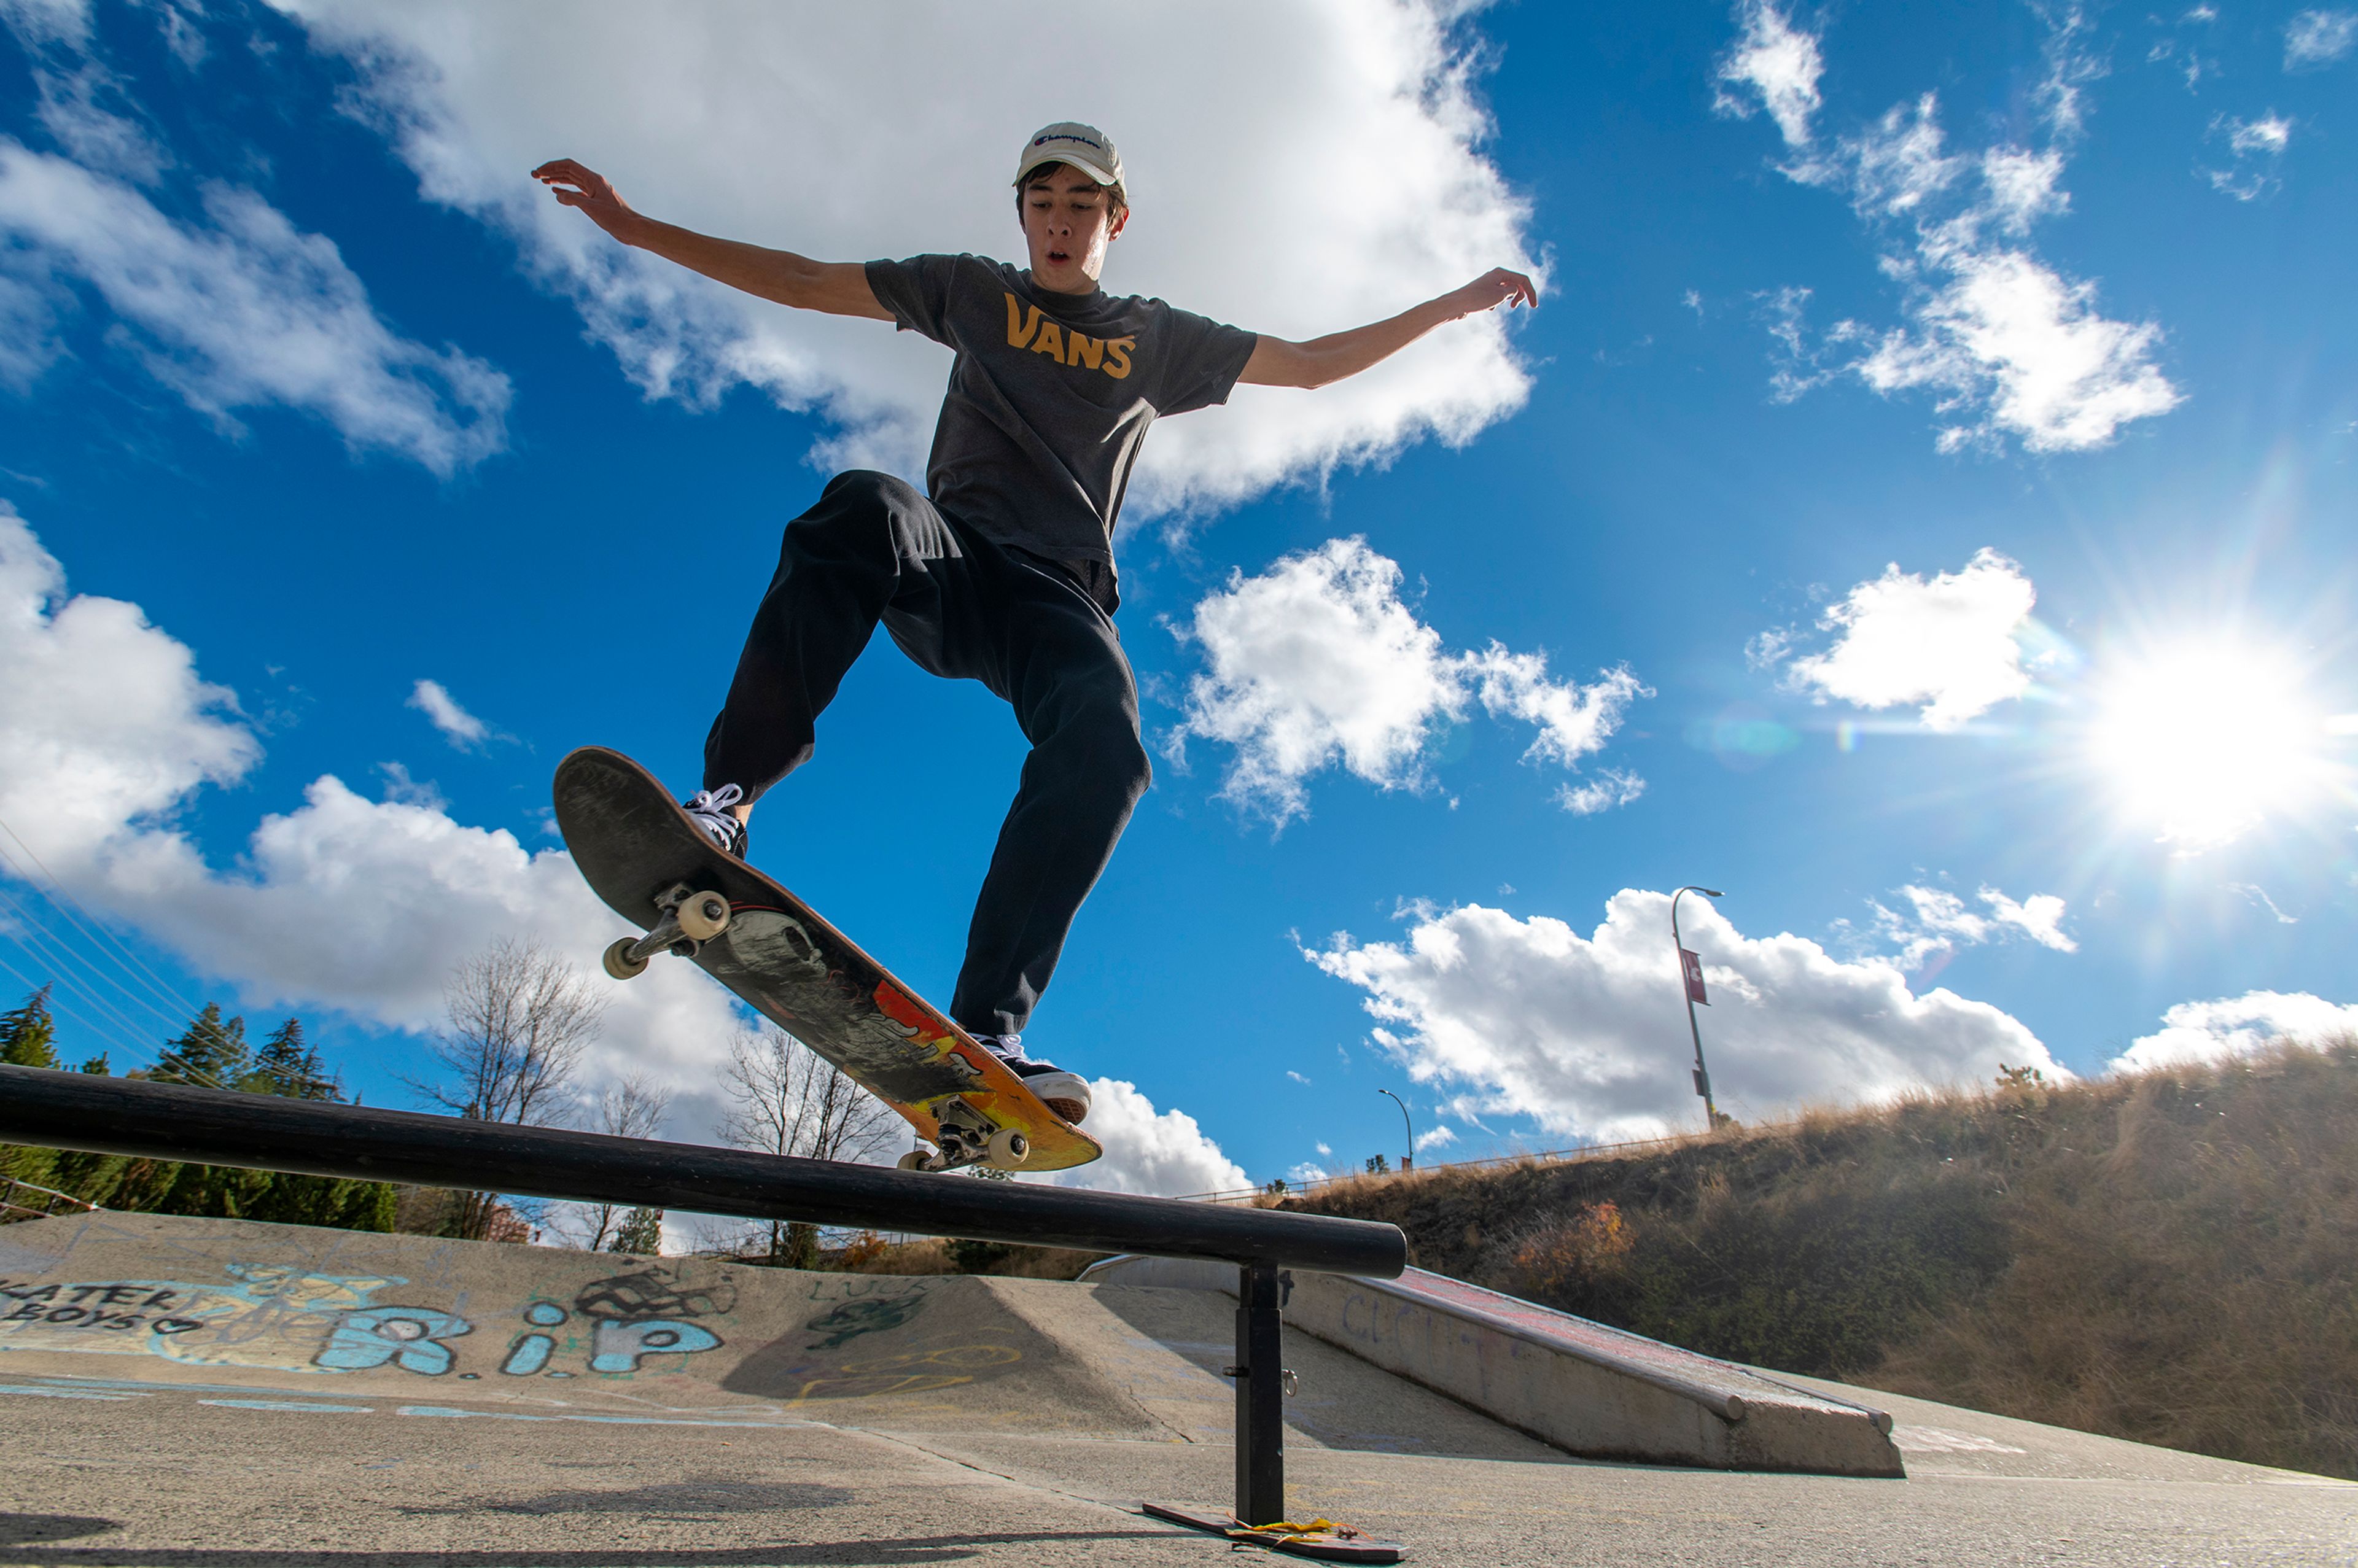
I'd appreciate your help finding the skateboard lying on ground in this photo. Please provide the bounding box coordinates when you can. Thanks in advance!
[553,746,1102,1174]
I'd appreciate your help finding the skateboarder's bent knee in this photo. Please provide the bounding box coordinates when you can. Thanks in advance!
[779,469,936,566]
[1067,715,1153,815]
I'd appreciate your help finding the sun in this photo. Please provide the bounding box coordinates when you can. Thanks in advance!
[2084,638,2333,850]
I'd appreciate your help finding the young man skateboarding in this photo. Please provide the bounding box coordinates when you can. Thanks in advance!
[535,123,1534,1124]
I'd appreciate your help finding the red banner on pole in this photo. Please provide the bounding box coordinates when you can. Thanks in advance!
[1680,947,1708,1005]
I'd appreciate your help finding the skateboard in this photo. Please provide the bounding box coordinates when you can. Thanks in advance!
[1141,1504,1404,1562]
[552,746,1102,1174]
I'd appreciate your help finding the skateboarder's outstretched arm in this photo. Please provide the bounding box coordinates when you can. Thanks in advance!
[532,158,892,320]
[1237,268,1538,389]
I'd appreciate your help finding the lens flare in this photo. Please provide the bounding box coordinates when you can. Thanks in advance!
[2085,640,2330,850]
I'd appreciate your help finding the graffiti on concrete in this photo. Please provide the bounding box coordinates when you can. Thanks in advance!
[715,1279,1027,1407]
[1,1265,436,1373]
[575,1271,736,1319]
[316,1307,473,1375]
[803,1291,927,1349]
[501,1332,556,1377]
[0,1280,204,1338]
[1,1262,728,1381]
[590,1318,722,1373]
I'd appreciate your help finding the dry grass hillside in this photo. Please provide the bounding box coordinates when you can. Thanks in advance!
[1275,1037,2358,1480]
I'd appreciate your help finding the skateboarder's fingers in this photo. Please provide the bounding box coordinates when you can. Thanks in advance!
[531,158,605,195]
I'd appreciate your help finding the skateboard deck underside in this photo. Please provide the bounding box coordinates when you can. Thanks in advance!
[553,747,1100,1171]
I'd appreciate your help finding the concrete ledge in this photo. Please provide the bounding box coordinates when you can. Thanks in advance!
[1080,1256,1905,1477]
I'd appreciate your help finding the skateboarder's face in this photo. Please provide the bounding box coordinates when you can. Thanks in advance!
[1019,164,1126,295]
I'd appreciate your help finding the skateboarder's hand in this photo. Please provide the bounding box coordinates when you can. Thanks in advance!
[1439,267,1538,319]
[532,158,641,241]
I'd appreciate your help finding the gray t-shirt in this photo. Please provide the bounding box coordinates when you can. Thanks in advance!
[865,254,1258,600]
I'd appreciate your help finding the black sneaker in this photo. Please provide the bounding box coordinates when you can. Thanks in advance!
[682,785,747,858]
[972,1033,1091,1124]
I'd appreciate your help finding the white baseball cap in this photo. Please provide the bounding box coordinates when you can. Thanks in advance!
[1014,122,1124,190]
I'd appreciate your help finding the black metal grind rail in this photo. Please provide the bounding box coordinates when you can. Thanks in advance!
[0,1063,1400,1536]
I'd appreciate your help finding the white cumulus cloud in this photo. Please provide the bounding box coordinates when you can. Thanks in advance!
[1168,537,1648,826]
[1726,5,2181,454]
[2227,115,2295,156]
[0,0,91,50]
[1856,244,2180,454]
[0,139,508,476]
[0,503,259,866]
[2284,10,2358,69]
[1309,891,2063,1143]
[2112,991,2358,1073]
[407,678,494,750]
[266,0,1538,522]
[1767,548,2037,729]
[2204,114,2294,203]
[1855,884,2077,972]
[1054,1078,1248,1197]
[1714,0,1826,147]
[1557,770,1647,817]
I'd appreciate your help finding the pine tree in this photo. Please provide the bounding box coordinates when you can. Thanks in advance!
[155,1003,248,1088]
[247,1018,338,1100]
[610,1206,664,1255]
[0,985,58,1069]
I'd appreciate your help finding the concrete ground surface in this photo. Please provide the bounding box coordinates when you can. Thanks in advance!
[2,1213,2351,1566]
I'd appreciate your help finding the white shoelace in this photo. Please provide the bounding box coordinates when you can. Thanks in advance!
[685,783,744,819]
[682,783,745,851]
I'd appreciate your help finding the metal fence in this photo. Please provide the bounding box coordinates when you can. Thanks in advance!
[1177,1120,1803,1206]
[0,1174,98,1224]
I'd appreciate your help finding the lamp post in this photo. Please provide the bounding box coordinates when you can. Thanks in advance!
[1377,1089,1414,1171]
[1671,885,1726,1130]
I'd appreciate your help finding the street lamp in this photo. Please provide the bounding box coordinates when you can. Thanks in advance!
[1377,1089,1414,1171]
[1671,885,1727,1130]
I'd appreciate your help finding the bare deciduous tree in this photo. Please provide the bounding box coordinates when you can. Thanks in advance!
[407,937,607,1241]
[718,1022,900,1265]
[569,1074,672,1252]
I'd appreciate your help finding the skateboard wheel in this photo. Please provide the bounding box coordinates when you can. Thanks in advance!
[676,892,730,942]
[896,1149,931,1173]
[602,937,649,980]
[985,1128,1030,1170]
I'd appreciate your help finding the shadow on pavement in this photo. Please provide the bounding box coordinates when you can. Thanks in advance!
[0,1526,1184,1567]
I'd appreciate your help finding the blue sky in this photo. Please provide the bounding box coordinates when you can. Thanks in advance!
[3,0,2353,1197]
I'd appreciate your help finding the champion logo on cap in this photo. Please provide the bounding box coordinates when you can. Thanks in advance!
[1014,122,1124,189]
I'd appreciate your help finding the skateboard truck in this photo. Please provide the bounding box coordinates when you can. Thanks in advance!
[897,1104,1030,1173]
[603,882,732,980]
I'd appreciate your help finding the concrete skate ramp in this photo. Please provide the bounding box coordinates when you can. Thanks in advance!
[0,1211,1557,1459]
[1081,1254,1904,1476]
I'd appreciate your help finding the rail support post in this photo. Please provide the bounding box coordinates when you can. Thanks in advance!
[1235,1261,1287,1526]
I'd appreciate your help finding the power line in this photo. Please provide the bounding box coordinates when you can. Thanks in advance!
[0,948,150,1070]
[0,822,252,1094]
[0,815,209,1028]
[0,893,171,1063]
[0,896,234,1087]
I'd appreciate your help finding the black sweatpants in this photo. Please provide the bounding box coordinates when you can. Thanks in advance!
[702,470,1151,1038]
